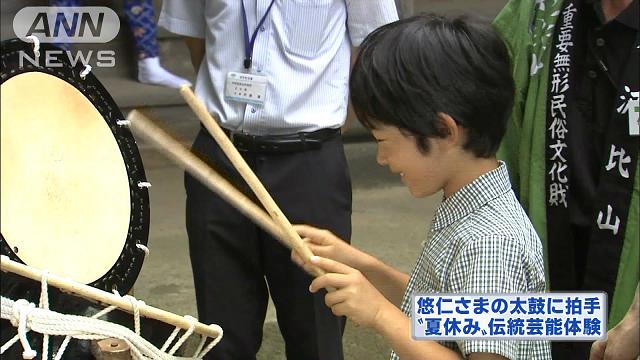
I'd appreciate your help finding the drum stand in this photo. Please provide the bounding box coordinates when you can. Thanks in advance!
[0,255,223,360]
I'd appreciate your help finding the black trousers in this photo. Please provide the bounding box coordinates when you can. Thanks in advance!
[185,129,352,360]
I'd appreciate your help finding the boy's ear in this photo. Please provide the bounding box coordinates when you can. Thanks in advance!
[436,112,463,147]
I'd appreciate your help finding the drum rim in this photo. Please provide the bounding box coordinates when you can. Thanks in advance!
[0,38,150,294]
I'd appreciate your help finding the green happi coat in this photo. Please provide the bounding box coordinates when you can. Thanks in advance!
[492,0,639,328]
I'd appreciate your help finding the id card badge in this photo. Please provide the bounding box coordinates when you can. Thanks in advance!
[225,72,267,106]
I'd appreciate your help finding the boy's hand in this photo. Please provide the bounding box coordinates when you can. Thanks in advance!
[291,224,372,271]
[308,256,393,329]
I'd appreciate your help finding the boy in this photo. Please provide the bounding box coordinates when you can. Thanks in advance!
[292,14,552,360]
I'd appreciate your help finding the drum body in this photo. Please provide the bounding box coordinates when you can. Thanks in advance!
[0,38,149,294]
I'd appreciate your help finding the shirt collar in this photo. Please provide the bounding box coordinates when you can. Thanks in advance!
[591,0,639,30]
[617,0,639,30]
[432,161,512,232]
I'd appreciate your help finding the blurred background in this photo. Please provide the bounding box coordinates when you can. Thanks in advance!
[1,1,507,358]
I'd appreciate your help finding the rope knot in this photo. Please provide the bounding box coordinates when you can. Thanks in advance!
[22,348,37,360]
[10,299,34,328]
[11,299,37,359]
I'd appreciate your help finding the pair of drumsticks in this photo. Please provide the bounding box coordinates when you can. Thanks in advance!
[0,86,326,344]
[127,86,325,278]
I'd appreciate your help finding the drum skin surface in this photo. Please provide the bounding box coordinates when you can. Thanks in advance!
[0,38,149,294]
[2,72,131,284]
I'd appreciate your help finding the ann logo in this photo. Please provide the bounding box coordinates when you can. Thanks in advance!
[14,7,120,43]
[27,10,103,39]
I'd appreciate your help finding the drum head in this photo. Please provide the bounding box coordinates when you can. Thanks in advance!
[0,39,149,293]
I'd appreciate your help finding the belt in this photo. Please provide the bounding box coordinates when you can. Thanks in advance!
[216,127,340,154]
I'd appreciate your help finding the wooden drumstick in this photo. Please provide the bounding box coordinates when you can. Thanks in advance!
[179,86,325,277]
[127,110,286,246]
[0,255,221,339]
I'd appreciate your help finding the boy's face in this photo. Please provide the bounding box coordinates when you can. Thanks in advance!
[371,124,448,198]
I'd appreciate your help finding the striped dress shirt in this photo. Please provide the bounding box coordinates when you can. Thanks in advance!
[159,0,398,135]
[392,162,552,360]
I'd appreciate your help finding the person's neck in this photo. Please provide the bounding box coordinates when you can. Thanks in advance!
[442,156,499,199]
[601,0,632,22]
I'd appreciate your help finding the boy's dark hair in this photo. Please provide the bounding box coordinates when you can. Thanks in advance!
[350,14,514,158]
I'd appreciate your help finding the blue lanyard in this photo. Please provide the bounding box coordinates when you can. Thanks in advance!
[241,0,276,69]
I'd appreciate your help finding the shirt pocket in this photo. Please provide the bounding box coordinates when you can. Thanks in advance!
[283,0,334,58]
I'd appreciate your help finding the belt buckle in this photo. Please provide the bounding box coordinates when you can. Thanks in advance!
[229,131,251,152]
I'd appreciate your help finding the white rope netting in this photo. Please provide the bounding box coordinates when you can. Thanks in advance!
[0,271,222,360]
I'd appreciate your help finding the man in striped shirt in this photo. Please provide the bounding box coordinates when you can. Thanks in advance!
[159,1,397,360]
[292,15,551,360]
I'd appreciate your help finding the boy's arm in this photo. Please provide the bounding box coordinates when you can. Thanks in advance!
[374,305,464,360]
[376,307,508,360]
[359,254,409,306]
[294,224,408,305]
[310,256,463,360]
